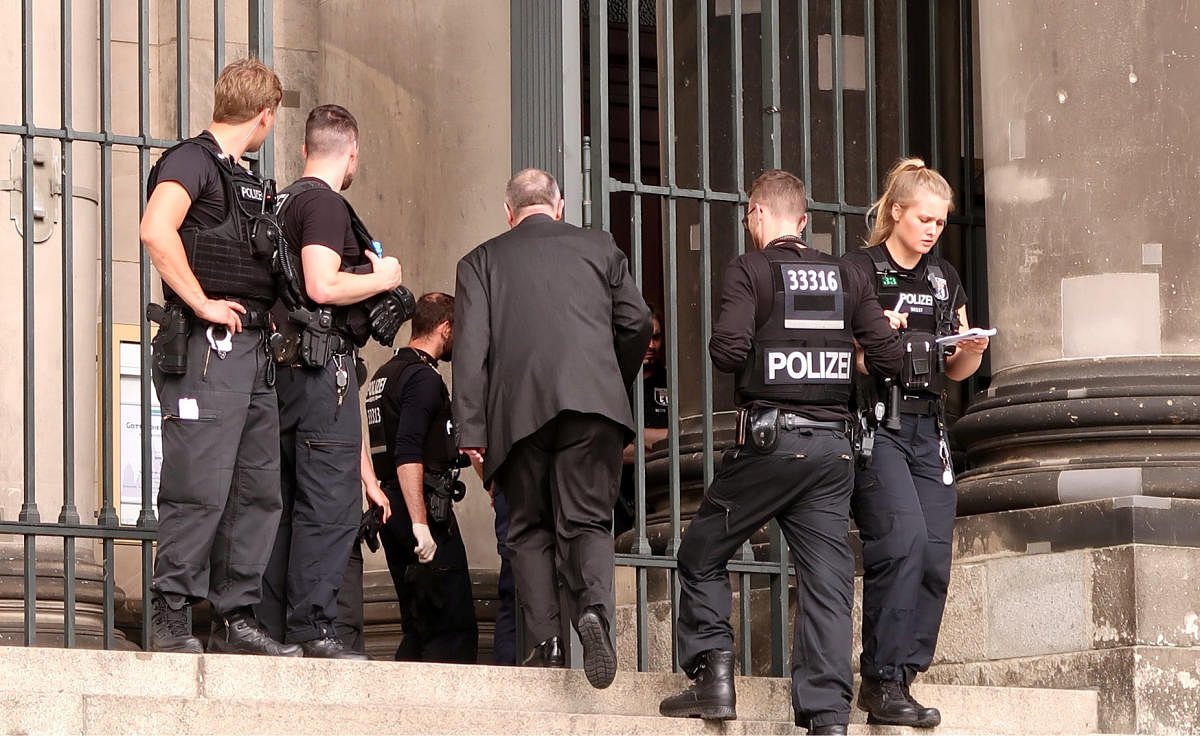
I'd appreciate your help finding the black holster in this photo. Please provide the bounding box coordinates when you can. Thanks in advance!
[290,306,346,368]
[736,406,780,454]
[147,302,191,376]
[424,471,466,526]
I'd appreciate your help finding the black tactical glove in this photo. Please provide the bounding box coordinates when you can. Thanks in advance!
[358,505,385,553]
[368,285,417,347]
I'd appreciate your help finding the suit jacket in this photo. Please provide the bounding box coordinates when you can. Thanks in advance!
[452,214,652,484]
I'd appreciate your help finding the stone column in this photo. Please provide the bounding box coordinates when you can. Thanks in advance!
[927,3,1200,733]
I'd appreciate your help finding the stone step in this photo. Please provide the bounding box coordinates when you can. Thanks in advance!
[0,648,1099,734]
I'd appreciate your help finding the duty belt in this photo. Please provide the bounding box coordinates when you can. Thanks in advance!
[898,396,941,416]
[777,412,850,433]
[168,298,273,331]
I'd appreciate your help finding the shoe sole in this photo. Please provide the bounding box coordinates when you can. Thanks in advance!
[577,613,617,689]
[151,640,203,654]
[914,712,942,728]
[865,714,924,727]
[660,705,737,721]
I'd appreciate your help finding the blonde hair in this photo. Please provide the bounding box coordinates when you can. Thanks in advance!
[212,57,283,124]
[864,158,954,246]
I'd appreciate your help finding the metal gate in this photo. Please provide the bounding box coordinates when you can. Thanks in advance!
[583,0,986,675]
[0,0,273,650]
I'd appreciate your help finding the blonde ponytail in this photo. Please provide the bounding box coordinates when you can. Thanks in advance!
[864,158,954,246]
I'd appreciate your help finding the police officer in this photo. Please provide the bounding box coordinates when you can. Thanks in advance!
[365,293,479,662]
[140,58,298,656]
[842,159,988,728]
[255,104,404,659]
[659,170,902,734]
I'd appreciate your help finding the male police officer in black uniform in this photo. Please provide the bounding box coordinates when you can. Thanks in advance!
[255,104,407,659]
[141,58,298,656]
[659,171,902,734]
[365,293,479,662]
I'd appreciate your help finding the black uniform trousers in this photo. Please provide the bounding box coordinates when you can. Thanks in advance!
[257,355,362,644]
[851,413,956,683]
[495,411,626,646]
[377,480,478,662]
[151,327,281,616]
[676,427,856,729]
[491,487,517,665]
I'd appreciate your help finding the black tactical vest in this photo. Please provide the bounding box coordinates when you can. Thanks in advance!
[735,240,856,408]
[275,179,376,346]
[864,244,958,394]
[147,134,276,304]
[365,348,456,484]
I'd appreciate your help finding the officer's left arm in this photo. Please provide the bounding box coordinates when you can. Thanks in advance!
[359,436,391,523]
[945,304,988,381]
[708,258,757,373]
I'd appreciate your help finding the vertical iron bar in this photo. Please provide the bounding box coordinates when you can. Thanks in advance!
[661,0,684,672]
[177,0,189,139]
[731,0,746,256]
[582,135,592,228]
[214,0,225,81]
[739,571,752,674]
[138,0,157,650]
[60,0,80,649]
[761,0,787,677]
[587,0,611,230]
[865,0,878,202]
[831,0,846,255]
[697,1,713,489]
[761,0,781,169]
[798,0,812,204]
[897,0,909,154]
[249,0,274,178]
[959,0,975,214]
[927,0,939,169]
[20,0,39,648]
[100,0,117,649]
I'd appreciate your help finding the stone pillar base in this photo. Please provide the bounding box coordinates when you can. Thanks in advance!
[918,496,1200,734]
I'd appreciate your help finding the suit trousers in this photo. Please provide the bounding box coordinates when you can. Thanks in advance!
[257,358,363,644]
[496,411,625,645]
[675,428,856,729]
[851,413,956,683]
[151,327,281,616]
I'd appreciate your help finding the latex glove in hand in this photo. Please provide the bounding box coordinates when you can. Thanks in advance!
[412,523,437,563]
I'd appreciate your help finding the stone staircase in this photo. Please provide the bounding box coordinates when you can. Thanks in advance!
[0,647,1102,735]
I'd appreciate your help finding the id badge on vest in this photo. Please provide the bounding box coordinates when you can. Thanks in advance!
[780,263,845,330]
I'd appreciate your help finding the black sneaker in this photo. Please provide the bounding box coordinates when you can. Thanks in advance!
[149,594,203,654]
[300,636,369,660]
[521,636,565,667]
[903,681,942,728]
[858,676,920,726]
[207,610,303,657]
[575,606,617,689]
[659,649,736,721]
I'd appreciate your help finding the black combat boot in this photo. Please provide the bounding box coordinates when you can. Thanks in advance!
[300,636,370,660]
[207,609,303,657]
[858,676,920,726]
[576,606,617,689]
[149,594,203,654]
[659,649,737,721]
[902,681,942,728]
[521,636,565,667]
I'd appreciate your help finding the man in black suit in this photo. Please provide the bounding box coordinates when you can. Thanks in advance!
[453,168,651,689]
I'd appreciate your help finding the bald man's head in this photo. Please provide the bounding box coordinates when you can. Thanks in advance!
[505,169,561,211]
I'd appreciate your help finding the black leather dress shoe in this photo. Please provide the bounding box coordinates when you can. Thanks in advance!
[522,636,565,667]
[903,682,942,728]
[858,676,920,726]
[300,636,370,660]
[808,725,847,735]
[659,649,736,721]
[207,610,303,657]
[576,606,617,689]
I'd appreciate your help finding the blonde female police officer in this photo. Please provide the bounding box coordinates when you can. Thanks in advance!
[842,159,989,728]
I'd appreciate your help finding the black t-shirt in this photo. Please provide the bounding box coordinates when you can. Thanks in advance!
[150,132,229,230]
[641,366,669,429]
[281,178,368,275]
